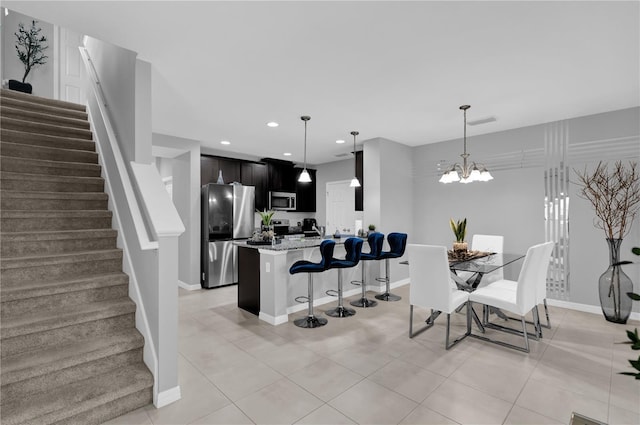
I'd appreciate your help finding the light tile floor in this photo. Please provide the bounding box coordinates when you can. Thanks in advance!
[106,285,640,425]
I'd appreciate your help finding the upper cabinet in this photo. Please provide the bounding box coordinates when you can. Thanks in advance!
[294,167,317,212]
[355,150,363,211]
[241,162,268,211]
[262,158,296,192]
[200,155,241,186]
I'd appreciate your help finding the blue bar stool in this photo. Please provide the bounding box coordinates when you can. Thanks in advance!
[350,232,384,308]
[289,239,336,328]
[375,232,408,302]
[326,237,364,318]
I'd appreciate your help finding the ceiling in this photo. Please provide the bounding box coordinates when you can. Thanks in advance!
[4,1,639,165]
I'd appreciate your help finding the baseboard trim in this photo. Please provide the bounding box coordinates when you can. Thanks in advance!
[154,385,181,408]
[259,312,289,325]
[178,280,201,291]
[546,299,640,322]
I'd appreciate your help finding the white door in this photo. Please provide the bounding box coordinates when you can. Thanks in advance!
[326,180,356,236]
[56,27,84,103]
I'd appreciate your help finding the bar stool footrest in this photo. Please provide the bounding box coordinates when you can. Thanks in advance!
[325,289,339,297]
[350,280,363,286]
[295,296,309,303]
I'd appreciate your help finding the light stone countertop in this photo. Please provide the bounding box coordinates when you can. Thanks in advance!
[234,236,355,251]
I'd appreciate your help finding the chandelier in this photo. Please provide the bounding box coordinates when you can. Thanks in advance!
[439,105,493,184]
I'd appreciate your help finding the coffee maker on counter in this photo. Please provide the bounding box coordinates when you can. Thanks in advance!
[302,218,324,238]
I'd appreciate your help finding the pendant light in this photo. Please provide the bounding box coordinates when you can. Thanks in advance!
[298,116,312,183]
[439,105,493,184]
[349,131,361,188]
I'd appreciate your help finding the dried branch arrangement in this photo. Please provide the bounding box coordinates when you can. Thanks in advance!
[574,161,640,239]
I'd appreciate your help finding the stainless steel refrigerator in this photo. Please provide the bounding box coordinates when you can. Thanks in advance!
[201,184,255,288]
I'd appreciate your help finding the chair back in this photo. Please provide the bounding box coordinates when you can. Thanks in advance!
[535,242,554,302]
[516,242,554,312]
[408,244,456,313]
[471,234,504,285]
[366,232,385,258]
[471,234,503,253]
[343,237,364,265]
[387,232,408,256]
[318,239,336,270]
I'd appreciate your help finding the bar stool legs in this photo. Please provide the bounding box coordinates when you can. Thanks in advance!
[326,270,356,317]
[350,262,378,308]
[294,274,328,328]
[375,258,402,302]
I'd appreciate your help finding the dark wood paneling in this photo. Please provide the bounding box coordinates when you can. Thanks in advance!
[355,150,363,211]
[295,167,317,212]
[200,155,241,185]
[237,246,260,315]
[241,162,268,211]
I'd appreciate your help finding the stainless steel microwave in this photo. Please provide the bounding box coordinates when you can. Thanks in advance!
[269,191,296,211]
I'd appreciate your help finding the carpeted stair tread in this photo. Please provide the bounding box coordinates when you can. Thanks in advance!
[0,228,117,257]
[0,140,99,163]
[1,329,144,385]
[1,272,128,302]
[1,209,112,221]
[1,248,122,270]
[1,190,108,201]
[0,363,153,425]
[1,116,93,140]
[0,155,102,178]
[1,170,103,185]
[0,88,86,112]
[1,128,96,151]
[1,297,136,339]
[0,95,88,120]
[1,105,91,129]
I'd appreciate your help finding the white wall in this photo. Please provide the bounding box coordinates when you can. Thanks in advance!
[1,9,54,97]
[412,107,640,311]
[83,36,137,164]
[314,158,360,228]
[153,133,201,289]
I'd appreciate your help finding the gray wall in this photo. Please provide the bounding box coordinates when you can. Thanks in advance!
[412,107,640,310]
[1,9,54,97]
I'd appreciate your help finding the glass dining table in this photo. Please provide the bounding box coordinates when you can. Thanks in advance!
[401,251,526,331]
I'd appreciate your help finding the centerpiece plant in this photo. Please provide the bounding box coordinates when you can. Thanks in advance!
[575,161,640,324]
[256,209,275,241]
[450,218,468,253]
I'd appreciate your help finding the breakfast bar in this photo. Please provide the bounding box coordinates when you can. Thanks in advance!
[236,237,374,325]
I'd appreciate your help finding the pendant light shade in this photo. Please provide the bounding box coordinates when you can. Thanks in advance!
[439,105,493,184]
[350,131,361,188]
[298,116,312,183]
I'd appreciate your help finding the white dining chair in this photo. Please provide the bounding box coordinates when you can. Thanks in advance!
[455,234,504,287]
[468,241,554,352]
[408,244,471,349]
[490,241,554,336]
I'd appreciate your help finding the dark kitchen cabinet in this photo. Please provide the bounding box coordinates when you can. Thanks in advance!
[295,167,316,212]
[263,158,296,192]
[241,162,268,211]
[355,150,363,211]
[200,155,241,186]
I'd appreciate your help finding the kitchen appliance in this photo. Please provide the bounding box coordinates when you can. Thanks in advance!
[302,218,322,237]
[201,183,255,289]
[269,191,296,211]
[271,218,290,236]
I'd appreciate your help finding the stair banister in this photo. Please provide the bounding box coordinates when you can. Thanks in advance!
[79,44,184,408]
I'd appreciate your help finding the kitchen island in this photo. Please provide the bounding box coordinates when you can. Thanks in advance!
[236,237,379,325]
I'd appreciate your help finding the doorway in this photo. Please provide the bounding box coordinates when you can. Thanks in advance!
[325,180,356,236]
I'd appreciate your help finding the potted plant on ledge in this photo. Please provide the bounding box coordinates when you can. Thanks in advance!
[9,20,48,94]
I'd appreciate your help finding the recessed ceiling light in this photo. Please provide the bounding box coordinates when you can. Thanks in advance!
[267,122,279,127]
[336,139,346,144]
[283,152,292,156]
[220,140,230,145]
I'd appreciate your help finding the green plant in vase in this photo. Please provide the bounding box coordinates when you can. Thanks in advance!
[616,246,640,379]
[257,209,275,241]
[450,218,467,253]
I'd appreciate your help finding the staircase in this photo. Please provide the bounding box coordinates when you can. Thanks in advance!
[0,88,154,424]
